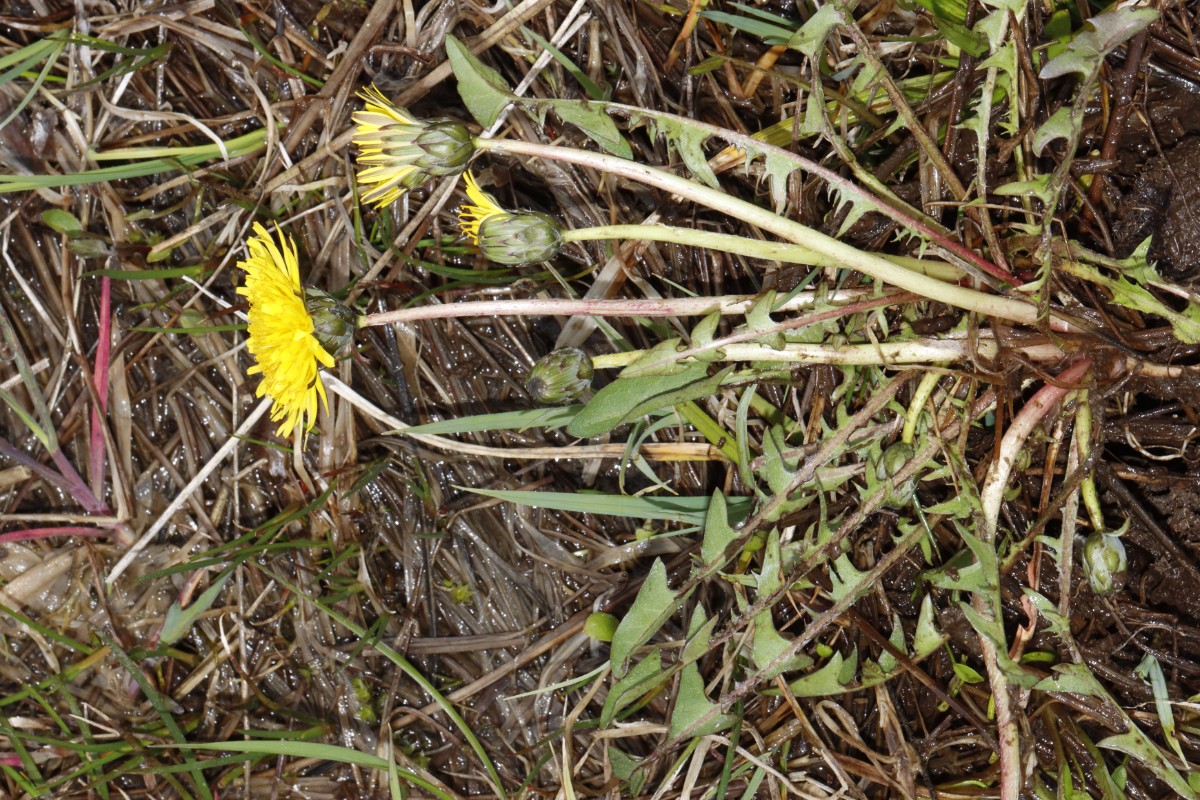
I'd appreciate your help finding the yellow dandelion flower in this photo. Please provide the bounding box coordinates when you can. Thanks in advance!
[352,85,474,208]
[457,170,507,244]
[236,223,335,438]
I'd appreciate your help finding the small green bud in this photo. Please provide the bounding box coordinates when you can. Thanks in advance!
[877,441,916,508]
[526,347,593,404]
[584,612,619,642]
[1082,530,1127,595]
[304,289,358,357]
[478,212,563,265]
[413,119,475,176]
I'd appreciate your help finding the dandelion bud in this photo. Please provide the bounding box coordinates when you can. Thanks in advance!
[1082,530,1127,595]
[585,612,619,642]
[353,85,476,208]
[304,289,358,358]
[478,211,563,265]
[527,347,594,404]
[411,119,474,176]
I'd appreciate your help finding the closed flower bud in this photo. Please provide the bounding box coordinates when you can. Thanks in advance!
[412,119,474,176]
[527,347,594,404]
[584,612,619,642]
[1082,530,1127,595]
[304,289,358,358]
[478,211,562,265]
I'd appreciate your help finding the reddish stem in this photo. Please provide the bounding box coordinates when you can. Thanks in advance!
[89,275,111,495]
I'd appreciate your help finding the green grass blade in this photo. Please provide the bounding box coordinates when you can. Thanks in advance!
[97,631,212,800]
[401,406,581,435]
[462,487,754,525]
[268,577,509,800]
[0,129,266,193]
[175,739,453,800]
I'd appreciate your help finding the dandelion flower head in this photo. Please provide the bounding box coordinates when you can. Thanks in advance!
[237,223,334,437]
[457,170,508,243]
[353,85,473,208]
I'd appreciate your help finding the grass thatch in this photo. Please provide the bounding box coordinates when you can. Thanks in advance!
[1,1,1199,799]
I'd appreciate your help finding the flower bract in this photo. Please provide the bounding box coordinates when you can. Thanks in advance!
[237,223,335,437]
[352,85,474,208]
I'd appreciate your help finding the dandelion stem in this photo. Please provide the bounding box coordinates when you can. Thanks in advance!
[474,137,1075,330]
[358,289,887,328]
[561,224,965,281]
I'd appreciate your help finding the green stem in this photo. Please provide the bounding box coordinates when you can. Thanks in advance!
[359,289,885,328]
[562,224,964,282]
[901,369,945,445]
[475,137,1071,330]
[1074,391,1106,531]
[591,336,1065,369]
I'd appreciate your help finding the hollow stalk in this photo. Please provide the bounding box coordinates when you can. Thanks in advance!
[473,137,1071,330]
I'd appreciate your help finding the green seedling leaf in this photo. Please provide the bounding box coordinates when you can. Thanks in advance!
[158,569,232,646]
[1032,106,1078,157]
[610,559,691,678]
[1032,662,1105,696]
[688,56,726,76]
[1062,259,1200,344]
[541,99,632,159]
[750,531,813,678]
[913,0,967,25]
[787,647,858,697]
[1039,6,1158,80]
[958,601,1038,688]
[952,661,985,684]
[402,406,580,435]
[568,362,732,438]
[67,238,111,259]
[1134,653,1185,762]
[1098,730,1197,800]
[659,116,718,189]
[601,654,665,727]
[608,748,647,795]
[445,34,513,128]
[700,490,739,567]
[670,606,734,738]
[913,594,946,658]
[40,209,82,236]
[829,554,869,603]
[993,173,1054,206]
[689,312,725,363]
[788,4,843,58]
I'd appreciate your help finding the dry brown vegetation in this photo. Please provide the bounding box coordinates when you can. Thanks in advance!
[1,0,1200,799]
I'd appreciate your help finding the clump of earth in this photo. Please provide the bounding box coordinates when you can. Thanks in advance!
[1113,136,1200,281]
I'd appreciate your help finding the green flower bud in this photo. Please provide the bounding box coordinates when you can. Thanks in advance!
[304,289,358,358]
[526,347,594,404]
[877,441,916,508]
[1082,530,1127,595]
[413,119,475,176]
[584,612,619,642]
[478,211,563,265]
